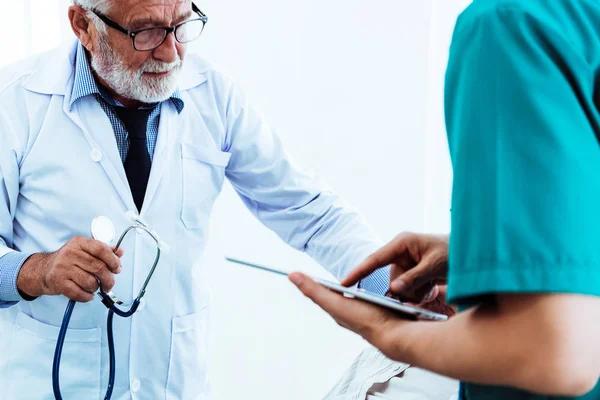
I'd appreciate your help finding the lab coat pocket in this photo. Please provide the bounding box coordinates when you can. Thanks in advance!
[181,142,231,229]
[166,310,210,400]
[3,311,101,400]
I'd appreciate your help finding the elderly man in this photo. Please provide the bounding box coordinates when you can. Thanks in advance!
[0,0,391,398]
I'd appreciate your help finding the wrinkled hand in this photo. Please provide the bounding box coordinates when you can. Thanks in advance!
[343,233,449,305]
[17,236,124,302]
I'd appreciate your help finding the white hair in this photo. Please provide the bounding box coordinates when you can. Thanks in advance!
[72,0,112,14]
[72,0,112,34]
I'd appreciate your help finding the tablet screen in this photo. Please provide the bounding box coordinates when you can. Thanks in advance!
[226,257,448,321]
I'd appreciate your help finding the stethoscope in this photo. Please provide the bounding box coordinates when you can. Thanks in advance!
[52,213,168,400]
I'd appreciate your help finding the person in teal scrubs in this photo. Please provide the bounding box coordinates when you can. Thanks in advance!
[289,0,600,398]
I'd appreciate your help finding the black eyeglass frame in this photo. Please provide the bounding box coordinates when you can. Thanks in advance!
[90,2,207,51]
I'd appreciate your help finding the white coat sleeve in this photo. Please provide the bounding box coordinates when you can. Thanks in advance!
[221,78,388,287]
[0,105,31,304]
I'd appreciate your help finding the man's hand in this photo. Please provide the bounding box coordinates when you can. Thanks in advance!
[16,237,124,302]
[289,272,404,340]
[412,285,457,317]
[289,272,452,362]
[343,233,449,304]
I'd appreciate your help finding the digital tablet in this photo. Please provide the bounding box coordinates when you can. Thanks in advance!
[225,257,448,321]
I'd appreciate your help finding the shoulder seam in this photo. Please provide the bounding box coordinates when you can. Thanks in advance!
[0,73,31,96]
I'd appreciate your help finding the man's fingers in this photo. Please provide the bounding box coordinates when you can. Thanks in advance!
[341,236,412,287]
[113,247,125,258]
[289,273,338,304]
[93,268,115,292]
[340,256,382,287]
[68,268,100,293]
[390,264,432,294]
[289,272,400,340]
[437,285,449,302]
[389,253,444,300]
[74,253,115,292]
[78,238,122,274]
[63,280,95,303]
[420,285,440,304]
[289,273,350,319]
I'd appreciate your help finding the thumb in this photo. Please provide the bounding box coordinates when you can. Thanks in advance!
[289,272,348,315]
[289,272,318,298]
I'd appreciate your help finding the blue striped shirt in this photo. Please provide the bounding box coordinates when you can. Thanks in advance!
[359,264,391,295]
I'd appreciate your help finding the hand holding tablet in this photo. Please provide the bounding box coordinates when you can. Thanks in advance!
[225,257,447,321]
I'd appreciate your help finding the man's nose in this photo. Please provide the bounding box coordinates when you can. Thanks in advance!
[153,32,178,63]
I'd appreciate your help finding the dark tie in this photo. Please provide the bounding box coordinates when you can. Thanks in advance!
[114,107,154,212]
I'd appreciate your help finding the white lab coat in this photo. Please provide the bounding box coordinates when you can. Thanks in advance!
[0,39,382,399]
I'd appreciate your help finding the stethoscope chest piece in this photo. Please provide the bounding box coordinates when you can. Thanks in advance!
[91,216,116,245]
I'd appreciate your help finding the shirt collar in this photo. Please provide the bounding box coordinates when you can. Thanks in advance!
[69,41,184,114]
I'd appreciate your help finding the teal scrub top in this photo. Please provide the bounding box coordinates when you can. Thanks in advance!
[445,0,600,398]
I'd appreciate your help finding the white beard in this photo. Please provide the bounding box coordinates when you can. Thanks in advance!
[90,33,182,104]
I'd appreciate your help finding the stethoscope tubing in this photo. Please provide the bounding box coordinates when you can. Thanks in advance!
[52,220,161,400]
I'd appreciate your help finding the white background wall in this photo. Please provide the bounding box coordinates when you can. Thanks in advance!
[0,1,470,399]
[199,2,433,398]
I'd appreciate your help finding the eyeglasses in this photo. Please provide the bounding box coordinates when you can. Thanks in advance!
[90,2,207,51]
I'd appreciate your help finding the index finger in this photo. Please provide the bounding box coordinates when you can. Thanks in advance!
[79,239,122,274]
[341,237,409,287]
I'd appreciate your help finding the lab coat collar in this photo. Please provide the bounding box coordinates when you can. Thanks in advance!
[23,39,77,96]
[23,38,208,96]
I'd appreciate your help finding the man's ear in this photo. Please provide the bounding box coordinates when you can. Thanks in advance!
[68,6,95,51]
